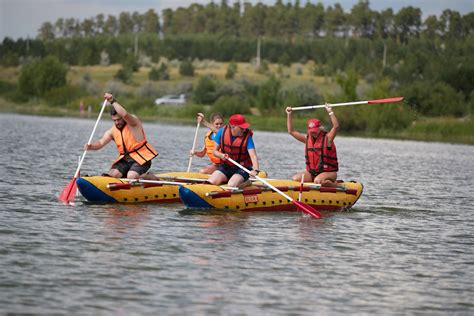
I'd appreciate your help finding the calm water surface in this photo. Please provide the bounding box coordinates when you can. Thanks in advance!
[0,113,473,315]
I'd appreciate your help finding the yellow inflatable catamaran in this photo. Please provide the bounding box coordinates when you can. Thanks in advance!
[179,179,363,212]
[77,172,363,213]
[76,172,209,203]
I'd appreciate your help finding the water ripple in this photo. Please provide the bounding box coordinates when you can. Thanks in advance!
[0,114,473,314]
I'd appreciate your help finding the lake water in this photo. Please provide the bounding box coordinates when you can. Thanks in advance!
[0,113,473,315]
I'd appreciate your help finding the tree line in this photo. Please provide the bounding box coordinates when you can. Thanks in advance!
[31,0,474,42]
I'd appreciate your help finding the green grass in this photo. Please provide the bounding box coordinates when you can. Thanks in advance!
[398,117,474,144]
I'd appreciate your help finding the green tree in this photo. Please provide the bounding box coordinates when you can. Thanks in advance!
[394,6,422,43]
[19,56,67,96]
[193,75,217,104]
[212,95,250,116]
[256,75,281,113]
[225,61,238,79]
[118,12,134,34]
[350,0,375,38]
[149,63,169,81]
[335,68,358,101]
[37,22,55,41]
[143,9,160,33]
[179,59,194,76]
[114,67,132,83]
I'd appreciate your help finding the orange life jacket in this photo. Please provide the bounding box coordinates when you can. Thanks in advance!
[220,125,252,167]
[305,131,338,175]
[204,131,221,165]
[112,124,158,166]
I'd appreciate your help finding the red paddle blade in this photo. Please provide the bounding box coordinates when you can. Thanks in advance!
[368,97,404,104]
[59,178,77,203]
[293,201,322,219]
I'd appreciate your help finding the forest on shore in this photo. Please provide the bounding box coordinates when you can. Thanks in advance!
[0,0,473,144]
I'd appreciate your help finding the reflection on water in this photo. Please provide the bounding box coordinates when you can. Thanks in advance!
[0,114,473,314]
[100,206,151,234]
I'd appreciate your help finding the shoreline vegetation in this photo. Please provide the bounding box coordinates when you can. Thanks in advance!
[0,61,474,145]
[1,2,473,145]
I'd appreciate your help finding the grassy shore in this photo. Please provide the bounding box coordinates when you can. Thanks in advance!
[1,62,472,145]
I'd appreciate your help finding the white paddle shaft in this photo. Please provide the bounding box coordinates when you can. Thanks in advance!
[187,121,201,172]
[73,99,108,178]
[292,101,368,111]
[227,157,294,202]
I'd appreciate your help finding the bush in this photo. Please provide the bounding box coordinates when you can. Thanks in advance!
[114,67,132,83]
[256,60,269,74]
[279,82,321,108]
[105,80,126,96]
[1,52,19,67]
[193,75,217,104]
[179,59,194,76]
[149,63,170,81]
[256,75,281,114]
[0,80,16,95]
[278,53,291,67]
[0,81,27,103]
[137,81,160,99]
[211,95,250,117]
[402,81,467,117]
[335,68,358,101]
[44,85,85,107]
[18,56,68,97]
[123,55,140,72]
[225,61,238,79]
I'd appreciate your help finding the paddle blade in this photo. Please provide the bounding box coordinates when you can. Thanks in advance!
[59,178,77,204]
[368,97,404,104]
[293,201,322,219]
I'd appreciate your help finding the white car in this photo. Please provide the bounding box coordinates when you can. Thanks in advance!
[155,94,186,105]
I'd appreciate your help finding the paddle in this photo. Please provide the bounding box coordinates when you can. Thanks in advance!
[298,174,304,202]
[291,97,404,111]
[187,121,201,172]
[226,157,322,219]
[59,98,108,203]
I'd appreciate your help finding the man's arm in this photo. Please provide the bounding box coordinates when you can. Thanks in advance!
[105,92,141,127]
[85,128,114,151]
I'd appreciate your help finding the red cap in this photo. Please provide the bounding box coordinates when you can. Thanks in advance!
[229,114,250,129]
[307,119,321,132]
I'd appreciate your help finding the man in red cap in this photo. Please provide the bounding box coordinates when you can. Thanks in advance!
[207,113,260,188]
[285,103,339,186]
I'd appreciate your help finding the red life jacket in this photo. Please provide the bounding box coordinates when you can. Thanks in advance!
[112,124,158,166]
[220,125,253,167]
[305,131,338,175]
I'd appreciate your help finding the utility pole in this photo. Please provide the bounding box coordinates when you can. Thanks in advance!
[134,33,139,58]
[382,42,387,70]
[256,35,261,69]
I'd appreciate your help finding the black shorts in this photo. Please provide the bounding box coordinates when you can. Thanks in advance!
[111,159,151,176]
[217,164,251,181]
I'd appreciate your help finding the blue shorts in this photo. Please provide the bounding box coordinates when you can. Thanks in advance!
[217,164,251,181]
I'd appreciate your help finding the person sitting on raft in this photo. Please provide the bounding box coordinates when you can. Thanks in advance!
[189,112,224,174]
[285,103,339,187]
[207,114,260,188]
[84,93,158,179]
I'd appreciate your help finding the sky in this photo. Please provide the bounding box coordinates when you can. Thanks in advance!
[1,0,473,40]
